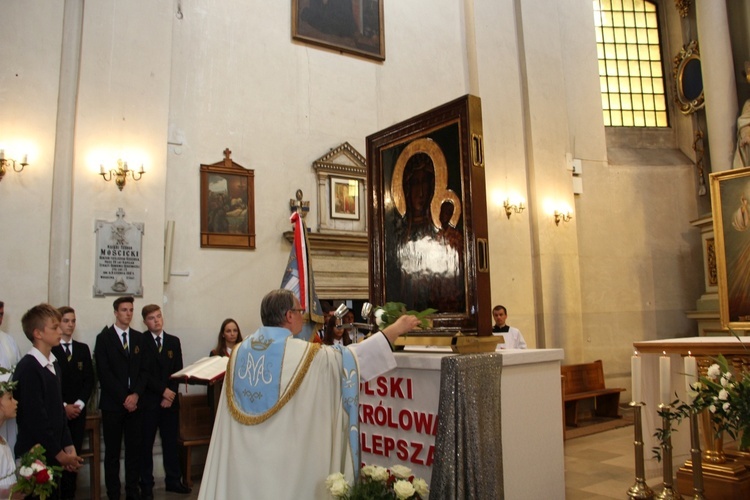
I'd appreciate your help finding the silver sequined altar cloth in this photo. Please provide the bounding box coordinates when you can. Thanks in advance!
[430,352,503,499]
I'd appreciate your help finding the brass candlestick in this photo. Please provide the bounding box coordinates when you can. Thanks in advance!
[656,404,682,500]
[628,402,655,499]
[688,410,705,499]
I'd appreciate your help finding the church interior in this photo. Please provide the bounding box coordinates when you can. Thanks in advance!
[2,0,750,497]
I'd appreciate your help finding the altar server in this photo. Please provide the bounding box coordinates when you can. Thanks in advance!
[492,305,527,349]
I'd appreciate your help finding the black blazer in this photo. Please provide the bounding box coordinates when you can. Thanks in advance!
[141,331,183,410]
[51,339,95,407]
[94,326,146,412]
[12,353,73,461]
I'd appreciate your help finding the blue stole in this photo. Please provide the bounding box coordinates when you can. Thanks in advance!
[231,326,289,415]
[228,327,360,477]
[331,344,360,480]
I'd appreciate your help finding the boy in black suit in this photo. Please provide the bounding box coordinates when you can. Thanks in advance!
[13,304,83,490]
[139,304,190,498]
[95,296,146,500]
[52,306,94,500]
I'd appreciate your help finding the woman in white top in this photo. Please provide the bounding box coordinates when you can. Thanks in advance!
[0,369,19,497]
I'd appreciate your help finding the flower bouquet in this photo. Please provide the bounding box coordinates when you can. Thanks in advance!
[689,353,750,449]
[12,445,62,500]
[326,464,429,500]
[373,303,436,331]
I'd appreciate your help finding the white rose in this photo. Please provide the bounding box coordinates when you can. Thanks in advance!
[329,478,349,498]
[719,389,729,401]
[709,404,717,413]
[390,464,412,479]
[707,364,721,379]
[393,479,416,500]
[724,372,732,380]
[374,309,385,328]
[723,402,731,412]
[721,376,729,387]
[19,466,33,479]
[325,472,346,490]
[369,465,389,482]
[412,477,429,498]
[30,461,44,473]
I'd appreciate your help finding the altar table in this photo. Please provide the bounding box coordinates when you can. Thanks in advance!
[359,347,565,499]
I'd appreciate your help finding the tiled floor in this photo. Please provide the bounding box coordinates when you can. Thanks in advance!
[564,424,686,500]
[83,423,690,499]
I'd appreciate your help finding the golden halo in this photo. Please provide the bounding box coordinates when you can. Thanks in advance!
[391,138,461,229]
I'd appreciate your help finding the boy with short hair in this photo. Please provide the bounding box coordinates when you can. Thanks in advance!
[95,296,146,500]
[52,306,94,500]
[139,304,190,498]
[13,303,82,480]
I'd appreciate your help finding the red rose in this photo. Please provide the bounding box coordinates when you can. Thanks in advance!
[34,469,50,484]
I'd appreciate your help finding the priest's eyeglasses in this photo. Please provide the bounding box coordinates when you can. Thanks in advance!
[289,308,305,314]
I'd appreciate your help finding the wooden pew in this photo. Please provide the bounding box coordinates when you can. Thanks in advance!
[178,393,214,488]
[561,360,624,429]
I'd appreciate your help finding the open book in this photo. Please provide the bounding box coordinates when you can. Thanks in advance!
[171,356,229,384]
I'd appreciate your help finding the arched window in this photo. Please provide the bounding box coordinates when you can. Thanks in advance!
[593,0,668,127]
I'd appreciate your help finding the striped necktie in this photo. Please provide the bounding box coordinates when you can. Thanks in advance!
[155,336,162,353]
[63,342,71,361]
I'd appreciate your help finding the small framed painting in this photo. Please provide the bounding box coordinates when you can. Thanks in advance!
[200,149,256,249]
[330,177,360,220]
[292,0,385,61]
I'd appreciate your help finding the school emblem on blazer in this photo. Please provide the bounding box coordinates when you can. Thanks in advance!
[77,362,83,370]
[167,350,173,359]
[134,345,140,354]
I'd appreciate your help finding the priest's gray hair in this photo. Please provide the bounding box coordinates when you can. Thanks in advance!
[261,289,296,327]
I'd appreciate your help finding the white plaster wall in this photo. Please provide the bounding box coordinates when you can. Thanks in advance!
[67,0,173,347]
[163,0,470,363]
[0,1,64,345]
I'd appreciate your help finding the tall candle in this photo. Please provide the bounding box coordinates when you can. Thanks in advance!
[659,352,671,406]
[684,351,697,399]
[631,351,642,403]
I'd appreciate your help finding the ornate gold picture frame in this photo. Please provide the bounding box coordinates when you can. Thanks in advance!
[292,0,385,61]
[200,149,256,250]
[710,166,750,330]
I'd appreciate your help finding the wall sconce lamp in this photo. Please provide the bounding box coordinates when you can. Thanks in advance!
[554,209,573,226]
[0,150,28,182]
[503,198,526,219]
[99,159,145,191]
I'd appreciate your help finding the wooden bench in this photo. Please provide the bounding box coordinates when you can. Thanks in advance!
[178,393,214,488]
[561,360,624,429]
[80,412,101,500]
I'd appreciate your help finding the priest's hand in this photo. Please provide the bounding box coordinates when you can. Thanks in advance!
[380,314,421,345]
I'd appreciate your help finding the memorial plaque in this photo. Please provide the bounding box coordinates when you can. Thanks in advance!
[367,95,492,335]
[94,208,144,297]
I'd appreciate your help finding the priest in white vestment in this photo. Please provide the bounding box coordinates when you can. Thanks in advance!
[198,289,419,499]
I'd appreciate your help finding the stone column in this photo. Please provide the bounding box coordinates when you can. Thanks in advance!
[48,0,84,305]
[695,0,738,172]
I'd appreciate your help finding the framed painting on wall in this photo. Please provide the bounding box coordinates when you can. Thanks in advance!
[710,166,750,330]
[200,149,256,249]
[292,0,385,61]
[330,176,360,220]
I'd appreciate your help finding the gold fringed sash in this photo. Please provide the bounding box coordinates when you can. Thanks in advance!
[225,340,321,425]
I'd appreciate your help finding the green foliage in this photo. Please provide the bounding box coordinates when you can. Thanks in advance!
[376,302,437,330]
